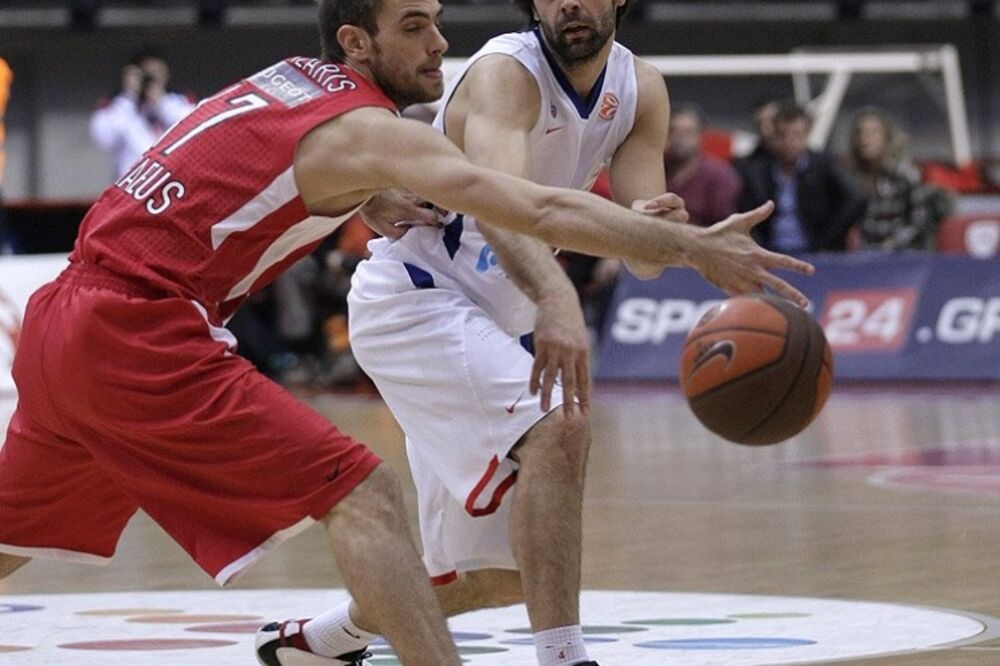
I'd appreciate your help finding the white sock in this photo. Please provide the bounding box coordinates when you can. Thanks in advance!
[535,625,590,666]
[302,601,377,658]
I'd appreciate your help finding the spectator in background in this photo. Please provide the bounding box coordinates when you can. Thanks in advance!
[734,96,779,167]
[846,107,943,251]
[738,100,867,253]
[272,215,374,387]
[664,102,741,226]
[90,49,195,179]
[0,58,12,254]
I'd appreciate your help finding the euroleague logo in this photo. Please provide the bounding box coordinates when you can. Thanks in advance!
[598,92,619,120]
[0,287,21,370]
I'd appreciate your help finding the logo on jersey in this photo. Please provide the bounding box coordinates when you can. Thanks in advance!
[599,92,619,120]
[550,104,558,118]
[476,244,501,273]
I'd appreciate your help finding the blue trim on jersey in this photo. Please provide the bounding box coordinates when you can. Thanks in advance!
[533,27,608,119]
[403,262,435,289]
[443,214,464,260]
[519,332,536,356]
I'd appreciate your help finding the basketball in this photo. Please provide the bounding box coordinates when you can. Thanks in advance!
[680,294,832,445]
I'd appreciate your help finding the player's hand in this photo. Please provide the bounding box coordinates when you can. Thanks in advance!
[691,201,815,308]
[635,192,690,225]
[625,194,690,279]
[360,189,444,240]
[529,290,591,417]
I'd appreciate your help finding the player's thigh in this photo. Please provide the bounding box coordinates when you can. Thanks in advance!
[350,287,563,504]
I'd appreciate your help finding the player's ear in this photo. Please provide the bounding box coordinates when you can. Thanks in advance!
[336,24,373,62]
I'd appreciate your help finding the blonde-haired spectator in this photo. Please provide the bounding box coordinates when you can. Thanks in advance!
[846,107,943,251]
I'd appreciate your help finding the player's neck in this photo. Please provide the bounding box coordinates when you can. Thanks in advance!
[542,34,614,100]
[340,56,376,89]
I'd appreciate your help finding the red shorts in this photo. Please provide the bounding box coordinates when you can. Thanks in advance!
[0,263,380,584]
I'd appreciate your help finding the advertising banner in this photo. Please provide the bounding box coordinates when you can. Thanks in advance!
[597,254,1000,382]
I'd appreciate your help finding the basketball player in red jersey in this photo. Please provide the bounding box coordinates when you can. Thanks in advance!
[0,0,812,664]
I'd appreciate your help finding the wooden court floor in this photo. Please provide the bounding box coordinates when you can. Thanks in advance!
[2,384,999,665]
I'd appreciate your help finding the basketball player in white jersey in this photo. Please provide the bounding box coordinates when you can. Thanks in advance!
[255,1,814,664]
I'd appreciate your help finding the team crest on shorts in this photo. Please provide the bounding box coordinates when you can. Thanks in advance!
[599,93,619,120]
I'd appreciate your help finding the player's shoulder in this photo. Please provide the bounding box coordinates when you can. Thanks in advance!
[465,52,537,92]
[631,56,665,90]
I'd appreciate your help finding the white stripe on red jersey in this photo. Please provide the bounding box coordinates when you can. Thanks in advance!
[71,57,396,324]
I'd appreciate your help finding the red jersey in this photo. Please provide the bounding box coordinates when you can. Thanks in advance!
[71,57,396,323]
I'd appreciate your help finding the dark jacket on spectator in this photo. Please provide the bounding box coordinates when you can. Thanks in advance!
[737,150,868,252]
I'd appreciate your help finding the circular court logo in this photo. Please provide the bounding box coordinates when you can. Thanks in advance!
[0,589,994,665]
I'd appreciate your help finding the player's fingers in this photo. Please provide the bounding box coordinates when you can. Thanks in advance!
[643,193,685,212]
[734,201,775,230]
[762,250,815,276]
[561,357,577,417]
[410,207,441,226]
[761,272,810,308]
[530,352,546,396]
[576,355,591,415]
[540,357,559,413]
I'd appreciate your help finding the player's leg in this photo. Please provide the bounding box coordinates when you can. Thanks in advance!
[0,554,29,579]
[0,278,140,579]
[434,568,524,616]
[317,463,459,666]
[508,409,591,632]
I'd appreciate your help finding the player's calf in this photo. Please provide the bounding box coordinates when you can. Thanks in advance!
[0,553,29,579]
[435,568,524,617]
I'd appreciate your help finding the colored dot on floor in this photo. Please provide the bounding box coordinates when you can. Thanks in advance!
[450,631,494,641]
[77,608,184,617]
[371,645,508,657]
[0,604,44,614]
[727,612,812,619]
[624,618,737,626]
[0,645,33,653]
[636,637,818,650]
[127,614,262,624]
[500,637,619,646]
[506,625,647,635]
[58,639,238,651]
[185,622,264,634]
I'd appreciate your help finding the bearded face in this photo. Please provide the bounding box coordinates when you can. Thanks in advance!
[537,1,617,65]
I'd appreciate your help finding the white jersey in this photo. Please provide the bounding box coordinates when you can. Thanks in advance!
[358,29,639,335]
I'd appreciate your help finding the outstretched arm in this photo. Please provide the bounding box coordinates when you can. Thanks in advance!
[295,107,814,305]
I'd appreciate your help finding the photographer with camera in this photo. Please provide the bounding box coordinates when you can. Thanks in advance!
[90,49,195,179]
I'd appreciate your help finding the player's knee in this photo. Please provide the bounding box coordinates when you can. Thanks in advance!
[0,554,30,579]
[517,411,591,472]
[323,463,406,532]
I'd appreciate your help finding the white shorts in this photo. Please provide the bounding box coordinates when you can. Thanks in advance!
[348,259,563,581]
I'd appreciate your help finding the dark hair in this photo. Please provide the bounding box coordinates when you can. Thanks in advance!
[129,47,167,67]
[318,0,384,62]
[512,0,629,28]
[773,99,811,126]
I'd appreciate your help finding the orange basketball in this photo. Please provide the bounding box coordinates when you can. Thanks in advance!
[680,294,833,445]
